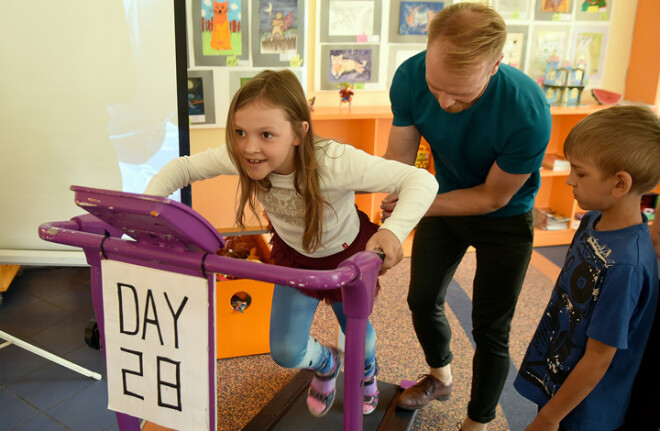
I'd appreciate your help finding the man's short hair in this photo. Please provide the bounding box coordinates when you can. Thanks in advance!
[427,2,506,72]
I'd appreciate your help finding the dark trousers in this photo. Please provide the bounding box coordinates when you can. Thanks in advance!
[408,210,534,423]
[616,280,660,431]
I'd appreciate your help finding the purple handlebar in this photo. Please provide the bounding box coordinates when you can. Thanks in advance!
[38,186,381,431]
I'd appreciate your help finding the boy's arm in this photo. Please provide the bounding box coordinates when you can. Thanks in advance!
[527,338,617,430]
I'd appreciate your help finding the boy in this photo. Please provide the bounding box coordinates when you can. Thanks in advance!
[514,105,660,430]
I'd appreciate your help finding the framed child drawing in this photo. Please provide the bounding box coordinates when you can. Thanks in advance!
[388,0,446,43]
[192,0,249,66]
[187,70,216,125]
[319,0,383,43]
[575,0,612,21]
[319,45,380,90]
[535,0,573,21]
[493,0,532,20]
[503,25,529,71]
[527,24,570,81]
[251,0,305,67]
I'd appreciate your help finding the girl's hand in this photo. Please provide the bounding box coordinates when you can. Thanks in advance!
[365,228,403,273]
[379,193,399,222]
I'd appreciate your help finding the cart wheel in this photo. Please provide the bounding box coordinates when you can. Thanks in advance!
[84,319,101,350]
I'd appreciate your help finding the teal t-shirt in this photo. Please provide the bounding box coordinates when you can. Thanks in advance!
[390,52,552,217]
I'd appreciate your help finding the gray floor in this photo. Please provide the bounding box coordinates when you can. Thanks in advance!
[0,246,569,431]
[0,266,119,431]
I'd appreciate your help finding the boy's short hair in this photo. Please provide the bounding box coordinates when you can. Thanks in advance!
[564,105,660,194]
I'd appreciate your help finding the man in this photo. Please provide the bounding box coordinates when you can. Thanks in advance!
[382,3,552,430]
[618,218,660,430]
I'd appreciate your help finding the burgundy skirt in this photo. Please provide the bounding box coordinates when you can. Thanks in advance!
[269,208,381,303]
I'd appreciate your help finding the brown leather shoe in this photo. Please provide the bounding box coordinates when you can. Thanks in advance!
[396,374,453,410]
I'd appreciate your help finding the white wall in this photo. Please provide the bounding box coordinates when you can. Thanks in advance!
[0,1,181,265]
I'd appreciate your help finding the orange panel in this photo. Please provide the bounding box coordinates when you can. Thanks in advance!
[216,278,274,359]
[548,114,584,155]
[548,176,575,219]
[192,176,266,231]
[313,118,376,154]
[373,118,393,156]
[535,177,553,209]
[216,235,274,359]
[652,184,660,195]
[624,0,660,105]
[191,176,240,230]
[534,228,576,247]
[355,193,374,221]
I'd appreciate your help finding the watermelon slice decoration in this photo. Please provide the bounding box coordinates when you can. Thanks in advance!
[592,88,623,105]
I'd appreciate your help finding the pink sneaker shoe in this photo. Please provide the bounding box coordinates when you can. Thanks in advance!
[363,361,379,415]
[306,347,344,417]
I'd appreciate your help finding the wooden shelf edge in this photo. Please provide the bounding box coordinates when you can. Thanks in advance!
[549,105,608,115]
[540,169,570,177]
[311,105,393,120]
[533,228,576,247]
[309,104,606,120]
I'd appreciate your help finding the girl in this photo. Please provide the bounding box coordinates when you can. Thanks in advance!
[145,69,438,417]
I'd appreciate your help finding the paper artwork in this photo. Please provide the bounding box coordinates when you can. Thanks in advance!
[328,1,375,36]
[257,0,298,55]
[398,2,445,36]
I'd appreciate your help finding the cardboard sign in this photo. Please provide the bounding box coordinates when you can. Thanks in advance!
[101,260,210,430]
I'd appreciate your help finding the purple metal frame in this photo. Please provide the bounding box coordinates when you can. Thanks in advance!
[38,186,380,431]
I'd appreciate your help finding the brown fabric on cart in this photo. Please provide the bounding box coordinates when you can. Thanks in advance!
[269,208,381,303]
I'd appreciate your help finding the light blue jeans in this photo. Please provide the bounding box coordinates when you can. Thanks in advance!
[269,284,376,376]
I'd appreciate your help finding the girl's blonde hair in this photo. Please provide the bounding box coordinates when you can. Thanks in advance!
[225,69,327,253]
[427,2,506,73]
[564,105,660,194]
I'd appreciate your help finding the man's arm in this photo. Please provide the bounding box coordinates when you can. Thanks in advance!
[383,125,530,217]
[384,124,422,165]
[425,162,530,216]
[526,338,617,431]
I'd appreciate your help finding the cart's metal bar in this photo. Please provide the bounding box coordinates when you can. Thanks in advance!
[40,211,381,431]
[0,329,102,380]
[40,221,361,290]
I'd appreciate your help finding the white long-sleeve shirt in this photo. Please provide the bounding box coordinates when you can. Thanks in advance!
[145,139,438,257]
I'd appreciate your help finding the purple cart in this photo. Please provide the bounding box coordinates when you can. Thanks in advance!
[39,185,400,431]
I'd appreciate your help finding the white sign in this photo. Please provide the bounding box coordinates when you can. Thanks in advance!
[101,260,211,431]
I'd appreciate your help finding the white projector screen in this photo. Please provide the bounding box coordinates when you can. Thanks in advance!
[0,1,187,265]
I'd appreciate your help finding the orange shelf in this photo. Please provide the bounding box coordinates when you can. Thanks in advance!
[540,169,570,178]
[192,105,657,248]
[534,228,577,247]
[549,105,608,115]
[311,105,393,120]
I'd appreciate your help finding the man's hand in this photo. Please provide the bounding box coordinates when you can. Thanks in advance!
[380,193,399,222]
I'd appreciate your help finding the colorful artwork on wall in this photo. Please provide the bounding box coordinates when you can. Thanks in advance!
[252,0,306,67]
[319,45,380,90]
[193,0,249,66]
[398,1,445,36]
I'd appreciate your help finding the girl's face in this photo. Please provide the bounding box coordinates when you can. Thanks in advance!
[566,156,617,211]
[233,100,308,180]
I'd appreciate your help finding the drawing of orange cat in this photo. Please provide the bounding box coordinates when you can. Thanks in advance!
[211,0,231,51]
[330,54,367,79]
